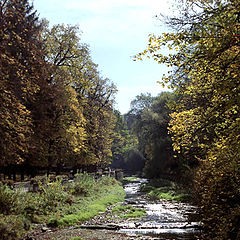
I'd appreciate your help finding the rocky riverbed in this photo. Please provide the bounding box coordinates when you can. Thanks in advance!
[24,178,201,240]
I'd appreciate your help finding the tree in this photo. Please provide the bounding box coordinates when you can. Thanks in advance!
[0,3,118,177]
[137,0,240,238]
[129,92,176,178]
[83,77,117,167]
[0,0,49,176]
[42,23,117,168]
[111,110,140,171]
[130,93,154,115]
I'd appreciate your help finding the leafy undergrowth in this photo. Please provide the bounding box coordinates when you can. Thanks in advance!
[122,176,140,182]
[112,205,146,219]
[48,184,125,227]
[140,178,192,202]
[0,174,125,239]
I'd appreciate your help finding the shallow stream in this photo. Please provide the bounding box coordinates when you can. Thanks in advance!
[119,178,201,239]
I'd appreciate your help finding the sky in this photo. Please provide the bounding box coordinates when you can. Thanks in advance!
[33,0,173,114]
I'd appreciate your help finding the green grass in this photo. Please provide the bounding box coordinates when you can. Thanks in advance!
[141,179,192,202]
[149,188,189,201]
[112,205,146,219]
[48,184,125,227]
[0,174,126,238]
[122,176,139,182]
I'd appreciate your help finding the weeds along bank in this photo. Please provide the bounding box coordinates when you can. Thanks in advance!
[0,174,125,240]
[140,178,192,202]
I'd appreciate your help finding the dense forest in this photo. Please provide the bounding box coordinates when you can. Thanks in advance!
[0,0,239,239]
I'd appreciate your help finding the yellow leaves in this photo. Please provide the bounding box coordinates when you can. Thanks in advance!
[169,108,204,154]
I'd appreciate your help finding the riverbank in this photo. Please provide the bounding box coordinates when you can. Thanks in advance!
[0,175,201,239]
[140,178,193,202]
[0,174,125,240]
[24,176,189,240]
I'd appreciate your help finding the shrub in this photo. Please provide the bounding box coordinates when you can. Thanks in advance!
[19,192,43,221]
[0,215,28,240]
[71,173,96,196]
[48,181,125,227]
[97,175,118,187]
[0,185,20,214]
[38,176,71,212]
[195,142,240,240]
[141,179,191,202]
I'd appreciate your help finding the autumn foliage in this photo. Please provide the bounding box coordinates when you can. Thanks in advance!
[0,0,117,176]
[137,0,240,239]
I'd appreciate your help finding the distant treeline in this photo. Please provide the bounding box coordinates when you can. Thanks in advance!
[111,92,178,179]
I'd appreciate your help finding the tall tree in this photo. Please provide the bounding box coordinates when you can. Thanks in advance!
[137,0,240,238]
[111,110,139,170]
[42,23,117,168]
[83,77,117,166]
[129,92,176,178]
[0,0,48,171]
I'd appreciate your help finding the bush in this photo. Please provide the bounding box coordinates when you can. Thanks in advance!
[0,215,28,240]
[71,173,96,196]
[141,179,191,202]
[97,176,118,187]
[195,142,240,240]
[48,181,125,227]
[38,176,72,213]
[0,185,20,214]
[19,192,43,221]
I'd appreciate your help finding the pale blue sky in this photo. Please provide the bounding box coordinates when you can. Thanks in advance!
[33,0,172,113]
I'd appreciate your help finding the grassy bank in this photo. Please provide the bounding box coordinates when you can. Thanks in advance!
[112,205,146,219]
[0,174,125,240]
[140,178,192,202]
[122,176,140,184]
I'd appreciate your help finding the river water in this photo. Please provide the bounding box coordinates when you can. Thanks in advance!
[119,178,201,239]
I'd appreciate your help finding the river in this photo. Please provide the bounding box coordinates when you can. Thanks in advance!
[118,178,201,239]
[25,177,202,240]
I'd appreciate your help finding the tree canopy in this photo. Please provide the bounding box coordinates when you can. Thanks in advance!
[0,0,117,177]
[137,0,240,238]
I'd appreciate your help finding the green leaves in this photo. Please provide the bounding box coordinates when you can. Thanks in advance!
[0,1,117,172]
[0,0,48,166]
[125,92,176,178]
[138,0,240,238]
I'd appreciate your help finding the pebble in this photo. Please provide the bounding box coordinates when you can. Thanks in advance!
[41,227,51,232]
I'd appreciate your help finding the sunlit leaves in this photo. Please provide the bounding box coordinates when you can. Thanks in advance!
[42,23,117,167]
[138,0,239,237]
[0,1,117,171]
[0,0,47,166]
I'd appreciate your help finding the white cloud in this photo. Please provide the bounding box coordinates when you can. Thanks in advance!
[62,0,171,39]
